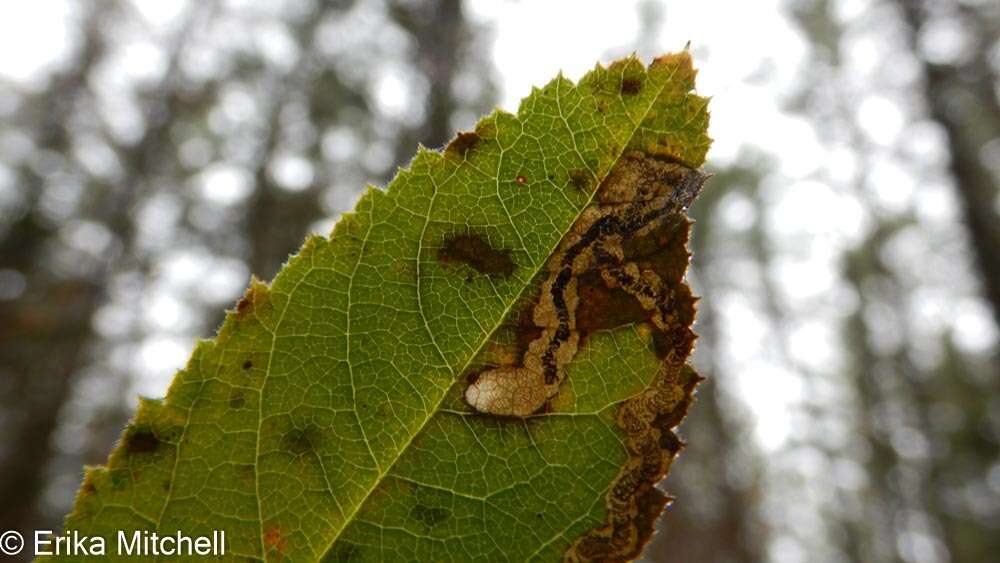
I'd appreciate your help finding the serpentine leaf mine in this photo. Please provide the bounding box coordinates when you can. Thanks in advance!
[464,153,709,417]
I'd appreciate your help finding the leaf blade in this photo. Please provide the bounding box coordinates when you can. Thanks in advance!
[59,51,710,562]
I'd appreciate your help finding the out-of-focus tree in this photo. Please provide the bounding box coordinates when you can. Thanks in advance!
[897,0,1000,331]
[895,0,1000,559]
[0,3,110,541]
[0,1,495,555]
[786,1,1000,562]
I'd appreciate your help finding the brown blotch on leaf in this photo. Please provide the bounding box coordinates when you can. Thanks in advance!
[620,76,642,96]
[438,233,517,278]
[445,131,480,159]
[123,426,160,455]
[242,359,253,370]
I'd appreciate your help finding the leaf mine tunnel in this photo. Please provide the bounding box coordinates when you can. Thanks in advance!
[464,155,709,417]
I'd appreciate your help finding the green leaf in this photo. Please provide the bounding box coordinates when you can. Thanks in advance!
[56,51,711,562]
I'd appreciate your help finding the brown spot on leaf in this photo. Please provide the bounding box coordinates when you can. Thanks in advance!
[438,233,517,278]
[242,359,253,370]
[620,76,642,96]
[445,131,480,159]
[236,296,251,316]
[515,175,527,185]
[234,280,271,321]
[123,426,160,455]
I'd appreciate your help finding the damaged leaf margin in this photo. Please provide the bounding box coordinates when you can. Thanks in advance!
[55,50,710,562]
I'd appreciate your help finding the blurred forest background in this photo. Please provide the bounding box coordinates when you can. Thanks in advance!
[0,1,997,562]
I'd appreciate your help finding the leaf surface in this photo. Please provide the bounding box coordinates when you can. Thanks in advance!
[57,51,711,562]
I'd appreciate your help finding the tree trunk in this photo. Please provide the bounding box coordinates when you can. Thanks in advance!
[897,0,1000,333]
